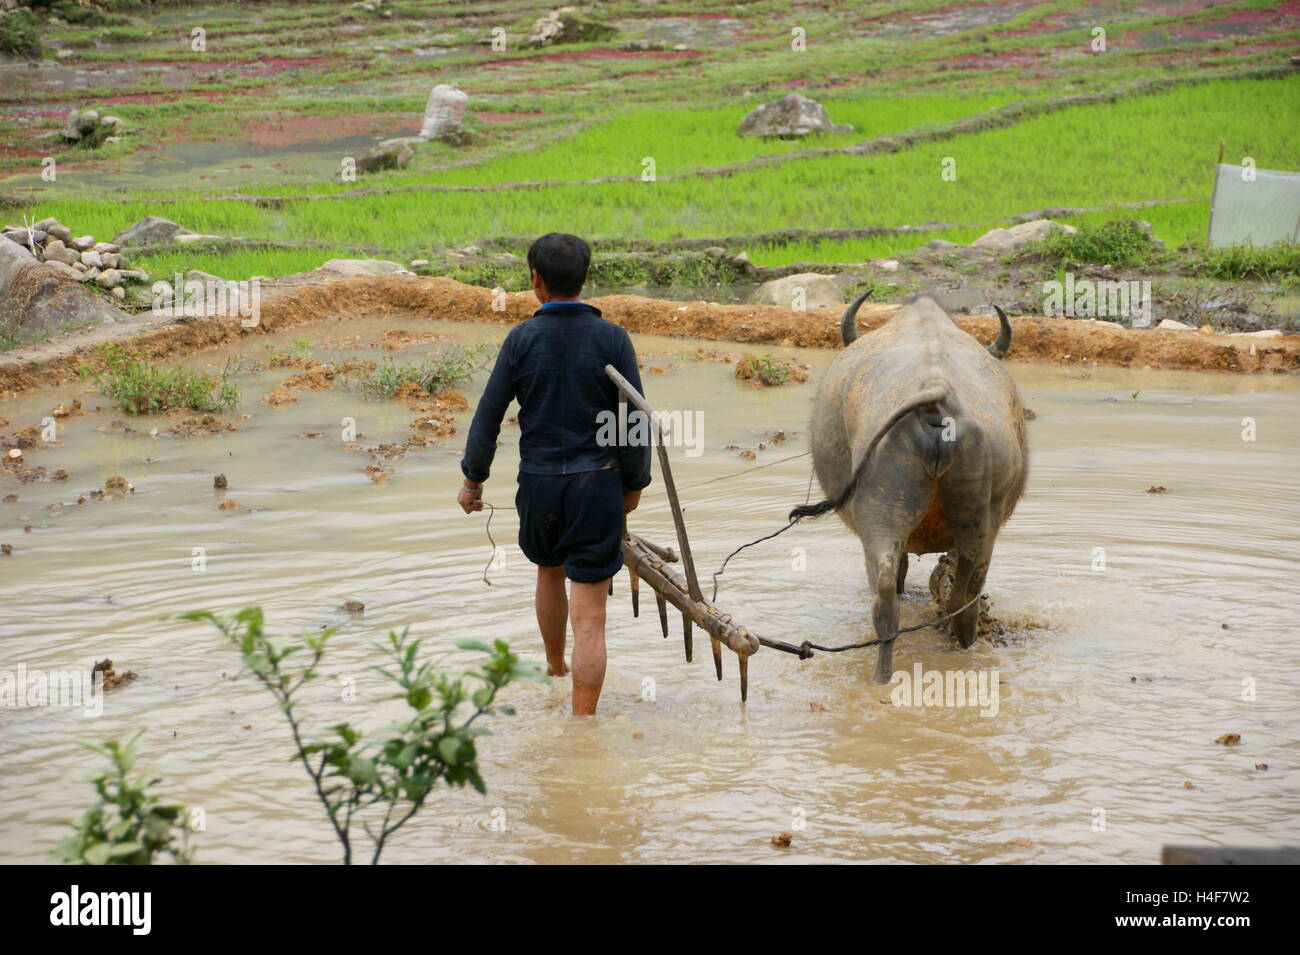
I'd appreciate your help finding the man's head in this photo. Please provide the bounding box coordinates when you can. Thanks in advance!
[527,233,590,303]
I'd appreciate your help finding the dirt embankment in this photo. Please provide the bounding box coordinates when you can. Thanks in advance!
[1,275,1296,397]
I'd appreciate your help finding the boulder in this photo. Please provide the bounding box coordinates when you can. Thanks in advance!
[79,249,103,268]
[46,224,72,243]
[751,272,857,309]
[59,109,123,148]
[42,261,81,281]
[113,216,194,246]
[42,240,81,266]
[95,269,122,289]
[69,234,95,251]
[320,258,411,277]
[970,218,1077,253]
[3,227,44,249]
[529,11,619,47]
[738,94,853,139]
[356,140,414,174]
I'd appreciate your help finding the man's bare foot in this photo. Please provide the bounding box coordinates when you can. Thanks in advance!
[547,660,570,677]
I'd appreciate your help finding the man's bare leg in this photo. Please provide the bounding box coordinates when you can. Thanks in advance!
[568,580,608,716]
[535,565,569,676]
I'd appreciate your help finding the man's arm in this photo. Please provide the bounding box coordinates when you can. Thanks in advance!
[459,335,515,508]
[613,331,652,496]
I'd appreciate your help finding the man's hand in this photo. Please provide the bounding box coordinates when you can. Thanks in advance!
[622,489,641,515]
[458,480,484,514]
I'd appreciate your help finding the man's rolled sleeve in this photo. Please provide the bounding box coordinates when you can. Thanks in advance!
[614,332,653,492]
[460,335,515,483]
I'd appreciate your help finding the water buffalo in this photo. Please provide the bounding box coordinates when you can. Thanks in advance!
[791,293,1028,682]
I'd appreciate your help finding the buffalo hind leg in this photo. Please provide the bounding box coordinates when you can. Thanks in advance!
[944,517,994,650]
[850,443,933,682]
[862,537,906,683]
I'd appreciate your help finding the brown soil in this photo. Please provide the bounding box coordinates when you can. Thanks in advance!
[239,112,421,149]
[0,275,1295,400]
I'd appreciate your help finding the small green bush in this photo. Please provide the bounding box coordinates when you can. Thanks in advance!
[53,733,194,866]
[1040,219,1160,267]
[84,344,240,414]
[188,606,543,864]
[0,10,41,58]
[735,354,808,387]
[1199,241,1300,282]
[347,343,494,399]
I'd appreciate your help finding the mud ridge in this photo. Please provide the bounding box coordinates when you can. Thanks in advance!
[1,275,1295,398]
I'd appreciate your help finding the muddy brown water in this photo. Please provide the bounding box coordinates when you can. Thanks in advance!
[2,315,1298,864]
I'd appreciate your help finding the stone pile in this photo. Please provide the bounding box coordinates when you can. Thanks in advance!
[1,218,149,300]
[59,109,124,149]
[528,9,619,46]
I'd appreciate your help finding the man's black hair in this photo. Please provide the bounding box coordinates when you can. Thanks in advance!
[527,233,591,298]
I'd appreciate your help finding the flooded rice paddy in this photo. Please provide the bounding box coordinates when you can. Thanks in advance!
[2,315,1297,863]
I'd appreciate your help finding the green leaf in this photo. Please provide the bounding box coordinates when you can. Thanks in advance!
[84,842,112,865]
[437,737,461,764]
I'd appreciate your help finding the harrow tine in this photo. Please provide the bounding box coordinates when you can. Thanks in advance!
[608,577,614,597]
[629,568,640,618]
[710,636,723,681]
[682,614,693,662]
[739,655,749,703]
[656,592,669,639]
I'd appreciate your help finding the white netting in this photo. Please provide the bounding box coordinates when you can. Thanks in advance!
[420,84,468,140]
[1209,163,1300,247]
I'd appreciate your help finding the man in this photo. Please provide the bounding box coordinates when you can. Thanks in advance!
[457,233,652,716]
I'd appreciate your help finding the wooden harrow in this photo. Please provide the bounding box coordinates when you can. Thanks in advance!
[605,365,811,702]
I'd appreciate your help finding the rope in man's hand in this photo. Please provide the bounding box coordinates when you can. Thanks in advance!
[479,502,515,586]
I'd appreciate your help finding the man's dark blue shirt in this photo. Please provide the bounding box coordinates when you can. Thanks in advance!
[460,301,653,491]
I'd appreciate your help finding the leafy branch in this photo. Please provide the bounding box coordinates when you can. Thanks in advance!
[184,607,542,864]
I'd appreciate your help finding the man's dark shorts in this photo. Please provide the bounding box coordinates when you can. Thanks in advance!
[515,468,624,583]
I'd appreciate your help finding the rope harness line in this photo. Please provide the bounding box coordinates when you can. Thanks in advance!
[794,590,985,657]
[478,502,514,586]
[472,450,977,659]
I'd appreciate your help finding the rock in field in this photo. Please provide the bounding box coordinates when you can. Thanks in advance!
[529,11,619,47]
[320,258,412,277]
[738,94,854,139]
[356,140,414,174]
[970,218,1077,253]
[113,216,194,246]
[751,272,857,308]
[59,109,123,149]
